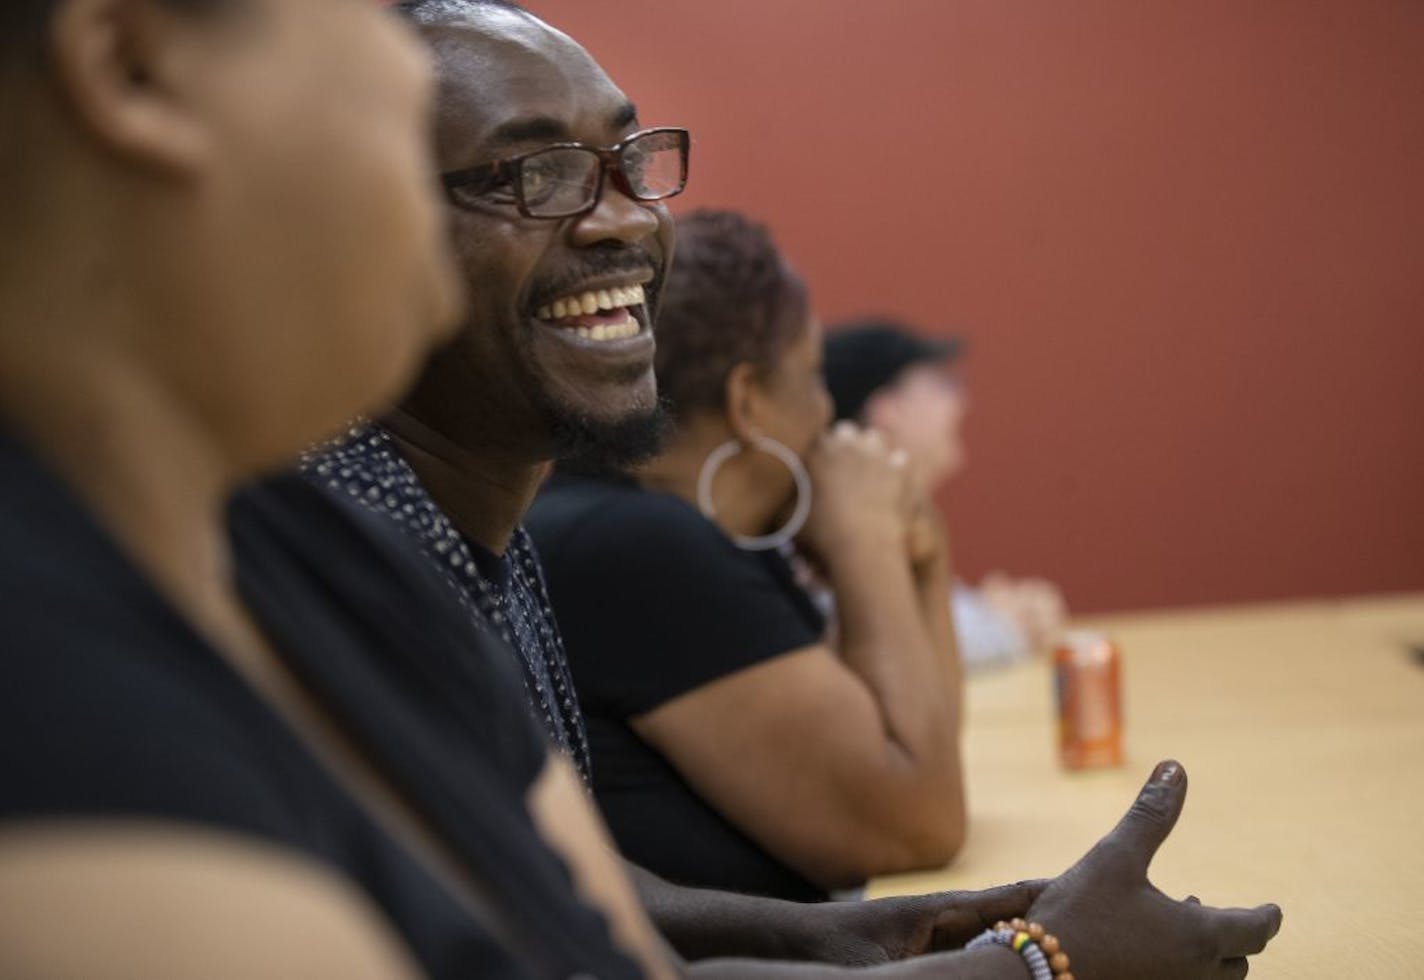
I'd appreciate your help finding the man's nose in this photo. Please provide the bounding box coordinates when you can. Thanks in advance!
[570,183,660,247]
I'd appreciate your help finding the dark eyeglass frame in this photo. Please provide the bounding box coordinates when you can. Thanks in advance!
[440,126,690,220]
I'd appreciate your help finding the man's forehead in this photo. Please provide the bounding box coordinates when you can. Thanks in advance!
[425,16,633,155]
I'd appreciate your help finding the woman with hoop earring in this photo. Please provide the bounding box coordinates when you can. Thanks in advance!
[527,210,966,902]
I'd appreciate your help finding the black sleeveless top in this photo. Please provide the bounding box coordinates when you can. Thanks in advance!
[0,431,643,980]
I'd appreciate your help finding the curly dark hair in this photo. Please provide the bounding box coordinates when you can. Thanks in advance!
[655,209,810,423]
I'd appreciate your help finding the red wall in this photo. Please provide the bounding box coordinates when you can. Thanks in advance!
[526,0,1424,613]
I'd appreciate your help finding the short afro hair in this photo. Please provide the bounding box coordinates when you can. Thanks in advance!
[654,209,810,424]
[395,0,529,22]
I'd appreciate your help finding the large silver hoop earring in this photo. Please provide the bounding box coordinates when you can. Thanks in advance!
[697,435,812,552]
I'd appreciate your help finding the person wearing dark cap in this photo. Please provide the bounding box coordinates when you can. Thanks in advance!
[825,320,1067,668]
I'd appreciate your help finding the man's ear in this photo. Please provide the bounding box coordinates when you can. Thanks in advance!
[49,0,215,174]
[723,361,769,444]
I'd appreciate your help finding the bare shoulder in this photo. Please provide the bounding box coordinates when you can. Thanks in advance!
[526,758,680,980]
[0,821,422,980]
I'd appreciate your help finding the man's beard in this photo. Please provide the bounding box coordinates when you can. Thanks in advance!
[501,297,672,471]
[539,391,673,473]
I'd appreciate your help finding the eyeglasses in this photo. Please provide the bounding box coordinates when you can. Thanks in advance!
[441,127,690,220]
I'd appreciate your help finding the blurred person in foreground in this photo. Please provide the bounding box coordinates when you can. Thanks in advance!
[529,209,968,901]
[824,321,1067,669]
[0,0,671,976]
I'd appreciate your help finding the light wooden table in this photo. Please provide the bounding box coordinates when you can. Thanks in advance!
[868,594,1424,979]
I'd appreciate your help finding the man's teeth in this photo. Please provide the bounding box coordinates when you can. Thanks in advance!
[536,284,646,321]
[571,317,641,342]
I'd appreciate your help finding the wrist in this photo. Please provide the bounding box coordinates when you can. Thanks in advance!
[967,919,1075,980]
[818,517,905,558]
[910,546,951,582]
[759,898,855,962]
[985,944,1036,979]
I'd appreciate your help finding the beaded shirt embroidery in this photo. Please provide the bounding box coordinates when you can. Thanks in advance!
[302,424,592,784]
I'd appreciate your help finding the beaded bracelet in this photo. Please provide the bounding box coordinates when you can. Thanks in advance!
[964,918,1073,980]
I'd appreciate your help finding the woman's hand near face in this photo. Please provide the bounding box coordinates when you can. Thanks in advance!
[799,422,909,563]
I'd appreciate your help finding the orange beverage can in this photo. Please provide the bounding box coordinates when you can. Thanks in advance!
[1053,631,1124,769]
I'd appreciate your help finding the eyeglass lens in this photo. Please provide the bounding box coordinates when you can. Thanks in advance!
[521,131,685,216]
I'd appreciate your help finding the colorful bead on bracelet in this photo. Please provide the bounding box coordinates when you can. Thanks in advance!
[964,918,1073,980]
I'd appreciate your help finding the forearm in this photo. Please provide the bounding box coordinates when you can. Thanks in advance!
[688,947,1030,980]
[827,530,960,767]
[819,532,967,864]
[630,863,813,962]
[633,862,1047,968]
[911,550,967,836]
[913,547,961,727]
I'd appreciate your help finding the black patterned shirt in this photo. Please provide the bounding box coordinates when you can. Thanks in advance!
[302,424,592,783]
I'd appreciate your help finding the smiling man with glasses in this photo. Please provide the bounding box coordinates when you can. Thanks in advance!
[307,0,687,788]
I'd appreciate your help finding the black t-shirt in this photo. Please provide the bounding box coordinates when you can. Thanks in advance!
[527,472,829,901]
[0,431,642,980]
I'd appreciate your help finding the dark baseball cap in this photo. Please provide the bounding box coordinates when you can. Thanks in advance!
[823,318,964,421]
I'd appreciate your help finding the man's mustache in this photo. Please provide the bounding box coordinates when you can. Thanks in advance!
[530,248,660,308]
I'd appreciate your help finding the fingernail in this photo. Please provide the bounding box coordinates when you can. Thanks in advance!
[1153,760,1182,784]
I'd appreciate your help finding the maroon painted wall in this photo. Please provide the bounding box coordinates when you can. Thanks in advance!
[526,0,1424,612]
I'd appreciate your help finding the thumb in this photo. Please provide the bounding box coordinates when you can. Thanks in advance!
[1102,760,1188,877]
